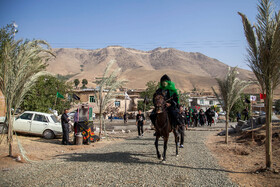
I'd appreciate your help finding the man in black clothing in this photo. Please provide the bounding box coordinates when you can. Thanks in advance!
[136,110,145,137]
[192,109,198,127]
[178,105,187,148]
[150,74,181,129]
[61,109,71,145]
[243,107,249,121]
[205,108,214,127]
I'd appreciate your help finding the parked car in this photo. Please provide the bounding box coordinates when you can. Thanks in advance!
[260,111,266,116]
[253,111,260,115]
[67,110,76,122]
[218,112,226,116]
[13,111,62,139]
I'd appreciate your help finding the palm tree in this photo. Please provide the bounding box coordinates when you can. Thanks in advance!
[0,39,53,156]
[94,60,126,137]
[212,67,250,144]
[238,0,280,169]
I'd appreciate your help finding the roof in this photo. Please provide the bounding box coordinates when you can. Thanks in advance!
[23,111,55,116]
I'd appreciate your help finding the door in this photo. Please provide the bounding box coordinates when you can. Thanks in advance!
[31,114,49,134]
[13,113,34,132]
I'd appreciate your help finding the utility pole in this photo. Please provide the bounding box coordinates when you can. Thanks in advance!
[124,88,127,124]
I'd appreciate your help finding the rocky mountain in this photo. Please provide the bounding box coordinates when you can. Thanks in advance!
[47,46,256,92]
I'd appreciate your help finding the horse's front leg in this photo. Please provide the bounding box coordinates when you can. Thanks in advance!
[162,135,169,162]
[174,128,179,156]
[155,134,161,160]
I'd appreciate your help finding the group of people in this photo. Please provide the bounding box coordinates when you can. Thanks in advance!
[61,106,98,145]
[185,108,218,127]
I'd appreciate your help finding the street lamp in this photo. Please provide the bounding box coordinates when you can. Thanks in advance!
[12,22,18,37]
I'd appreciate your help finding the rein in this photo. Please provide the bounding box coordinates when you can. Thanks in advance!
[154,94,172,133]
[155,107,169,133]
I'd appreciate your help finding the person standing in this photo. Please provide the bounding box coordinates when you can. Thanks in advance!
[74,109,79,133]
[214,110,218,125]
[198,109,206,126]
[185,108,191,127]
[242,107,249,121]
[192,109,198,127]
[178,105,187,148]
[61,109,71,145]
[236,111,241,122]
[136,110,145,137]
[124,113,127,123]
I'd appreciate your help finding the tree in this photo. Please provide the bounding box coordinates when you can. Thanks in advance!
[74,79,80,89]
[82,79,88,89]
[239,0,280,169]
[178,91,189,107]
[0,26,53,156]
[138,81,158,111]
[229,94,250,121]
[94,60,126,137]
[212,67,250,144]
[21,75,72,114]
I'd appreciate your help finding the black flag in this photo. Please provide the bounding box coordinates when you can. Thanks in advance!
[73,93,80,100]
[144,96,149,104]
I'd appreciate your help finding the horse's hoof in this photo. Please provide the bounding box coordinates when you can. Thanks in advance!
[176,154,179,157]
[161,160,166,164]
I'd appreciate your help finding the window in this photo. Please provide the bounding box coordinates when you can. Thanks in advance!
[51,115,59,123]
[200,99,204,104]
[34,114,48,122]
[115,101,120,107]
[20,113,33,120]
[89,96,95,103]
[209,100,213,105]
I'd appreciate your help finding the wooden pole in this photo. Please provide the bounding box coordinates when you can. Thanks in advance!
[54,94,57,109]
[251,101,254,141]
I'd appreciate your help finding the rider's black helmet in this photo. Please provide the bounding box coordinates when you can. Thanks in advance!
[160,74,171,83]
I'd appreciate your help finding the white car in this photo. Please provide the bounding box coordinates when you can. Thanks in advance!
[13,111,63,139]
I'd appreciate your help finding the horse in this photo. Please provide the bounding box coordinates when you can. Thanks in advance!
[154,94,179,162]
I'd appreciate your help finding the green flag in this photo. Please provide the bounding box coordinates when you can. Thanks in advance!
[56,92,64,99]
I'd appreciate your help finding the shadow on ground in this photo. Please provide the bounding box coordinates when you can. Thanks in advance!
[57,148,251,174]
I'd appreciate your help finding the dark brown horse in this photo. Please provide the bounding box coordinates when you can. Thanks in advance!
[154,94,179,162]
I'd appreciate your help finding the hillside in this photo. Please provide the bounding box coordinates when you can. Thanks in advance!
[47,46,256,92]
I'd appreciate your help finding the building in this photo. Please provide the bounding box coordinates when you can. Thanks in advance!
[190,96,221,111]
[73,88,144,119]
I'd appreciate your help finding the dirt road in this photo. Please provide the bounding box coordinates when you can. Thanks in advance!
[0,128,237,186]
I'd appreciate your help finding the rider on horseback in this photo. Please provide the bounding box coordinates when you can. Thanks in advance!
[150,74,181,129]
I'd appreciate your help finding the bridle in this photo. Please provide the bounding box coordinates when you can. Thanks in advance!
[154,94,170,131]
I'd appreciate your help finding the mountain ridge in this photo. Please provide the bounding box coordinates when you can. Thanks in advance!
[47,46,256,92]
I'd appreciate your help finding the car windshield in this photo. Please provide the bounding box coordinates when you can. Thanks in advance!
[50,115,59,123]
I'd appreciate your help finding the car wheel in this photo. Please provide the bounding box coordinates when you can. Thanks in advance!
[43,129,55,139]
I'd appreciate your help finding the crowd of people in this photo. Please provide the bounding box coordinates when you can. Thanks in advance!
[184,107,218,127]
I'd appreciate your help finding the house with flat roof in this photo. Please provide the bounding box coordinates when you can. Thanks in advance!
[190,96,221,111]
[73,88,143,119]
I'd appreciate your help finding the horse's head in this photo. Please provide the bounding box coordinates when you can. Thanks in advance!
[154,94,166,114]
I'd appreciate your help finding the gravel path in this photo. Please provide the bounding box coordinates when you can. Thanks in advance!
[0,129,237,186]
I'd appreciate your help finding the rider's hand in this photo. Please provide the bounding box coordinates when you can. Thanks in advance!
[166,103,171,107]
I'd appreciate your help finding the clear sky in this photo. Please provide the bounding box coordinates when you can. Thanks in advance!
[1,0,279,70]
